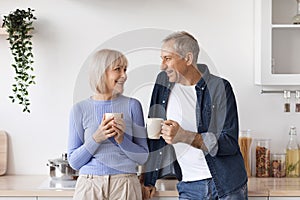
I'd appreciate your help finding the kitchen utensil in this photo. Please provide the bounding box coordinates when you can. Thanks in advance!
[0,130,8,176]
[47,153,78,180]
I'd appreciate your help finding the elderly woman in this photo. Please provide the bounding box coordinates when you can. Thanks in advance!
[68,49,149,200]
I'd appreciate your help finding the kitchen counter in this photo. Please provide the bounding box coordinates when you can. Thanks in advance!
[0,175,300,197]
[0,175,73,197]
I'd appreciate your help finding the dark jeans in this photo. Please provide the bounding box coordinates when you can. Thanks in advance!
[176,178,248,200]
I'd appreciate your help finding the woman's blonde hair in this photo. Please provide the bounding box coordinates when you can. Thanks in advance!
[89,49,128,94]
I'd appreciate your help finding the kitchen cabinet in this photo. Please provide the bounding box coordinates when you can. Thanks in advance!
[38,198,72,200]
[151,196,267,199]
[270,198,300,200]
[0,196,276,200]
[0,197,72,200]
[0,198,36,200]
[254,0,300,85]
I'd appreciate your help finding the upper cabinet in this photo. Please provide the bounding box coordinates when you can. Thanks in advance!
[255,0,300,85]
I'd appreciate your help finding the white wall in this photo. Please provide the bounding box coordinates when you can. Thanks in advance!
[0,0,300,175]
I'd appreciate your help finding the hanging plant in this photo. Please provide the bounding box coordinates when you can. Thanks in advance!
[2,8,37,113]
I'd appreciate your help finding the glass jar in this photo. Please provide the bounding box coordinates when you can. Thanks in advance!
[255,139,271,177]
[284,90,291,112]
[238,130,252,176]
[271,153,286,178]
[295,91,300,112]
[293,0,300,24]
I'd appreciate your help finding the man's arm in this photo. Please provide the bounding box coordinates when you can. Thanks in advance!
[161,120,220,156]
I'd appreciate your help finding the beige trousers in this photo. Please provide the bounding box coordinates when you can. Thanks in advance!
[73,174,142,200]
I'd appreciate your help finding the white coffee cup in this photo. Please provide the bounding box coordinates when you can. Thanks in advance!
[104,113,123,120]
[146,118,164,139]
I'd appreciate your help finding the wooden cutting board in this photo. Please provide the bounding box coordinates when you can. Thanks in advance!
[0,131,8,175]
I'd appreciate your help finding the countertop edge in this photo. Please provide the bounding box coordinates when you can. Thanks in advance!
[0,175,300,197]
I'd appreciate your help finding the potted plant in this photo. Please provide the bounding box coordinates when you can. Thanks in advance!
[2,8,37,113]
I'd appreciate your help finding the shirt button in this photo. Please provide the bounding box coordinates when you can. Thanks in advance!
[162,100,166,103]
[155,168,158,171]
[159,151,162,155]
[201,87,205,90]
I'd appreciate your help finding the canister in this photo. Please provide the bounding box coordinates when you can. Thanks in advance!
[238,129,252,176]
[271,153,286,178]
[255,139,271,177]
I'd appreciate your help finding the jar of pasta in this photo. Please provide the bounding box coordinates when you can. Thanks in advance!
[238,130,252,176]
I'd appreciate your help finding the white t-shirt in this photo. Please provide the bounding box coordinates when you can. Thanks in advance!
[166,83,212,181]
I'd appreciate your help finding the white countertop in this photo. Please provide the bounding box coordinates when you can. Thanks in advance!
[0,175,300,197]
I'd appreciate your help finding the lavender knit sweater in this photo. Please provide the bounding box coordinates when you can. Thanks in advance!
[67,95,149,175]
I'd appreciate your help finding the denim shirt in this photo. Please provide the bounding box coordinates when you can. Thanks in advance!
[144,64,247,198]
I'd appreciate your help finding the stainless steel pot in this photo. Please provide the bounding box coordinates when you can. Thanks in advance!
[47,153,78,180]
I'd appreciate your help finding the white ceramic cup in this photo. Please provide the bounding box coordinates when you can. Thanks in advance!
[146,118,164,139]
[104,113,123,120]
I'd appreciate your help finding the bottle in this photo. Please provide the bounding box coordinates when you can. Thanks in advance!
[284,90,291,112]
[286,126,300,177]
[295,91,300,112]
[238,130,252,176]
[293,0,300,24]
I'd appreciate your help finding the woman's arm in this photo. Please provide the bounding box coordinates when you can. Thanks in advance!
[67,105,98,170]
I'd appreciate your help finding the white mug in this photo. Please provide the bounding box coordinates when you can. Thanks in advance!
[146,118,164,139]
[104,113,123,120]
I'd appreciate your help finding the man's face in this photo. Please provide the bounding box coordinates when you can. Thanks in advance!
[160,41,188,84]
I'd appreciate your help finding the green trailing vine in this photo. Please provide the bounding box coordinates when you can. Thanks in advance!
[2,8,37,113]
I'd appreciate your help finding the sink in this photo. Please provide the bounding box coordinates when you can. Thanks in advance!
[38,178,76,190]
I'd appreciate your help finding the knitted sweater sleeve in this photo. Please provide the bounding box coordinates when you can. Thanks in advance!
[67,103,99,170]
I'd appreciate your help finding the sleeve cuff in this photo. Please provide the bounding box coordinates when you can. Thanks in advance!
[84,136,99,154]
[118,135,131,150]
[202,132,218,156]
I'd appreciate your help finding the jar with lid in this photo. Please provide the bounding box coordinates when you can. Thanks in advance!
[255,139,271,177]
[286,126,300,177]
[293,0,300,24]
[271,153,286,178]
[284,90,291,112]
[295,91,300,112]
[238,129,252,176]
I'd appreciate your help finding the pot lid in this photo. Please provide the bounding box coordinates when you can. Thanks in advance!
[48,153,69,165]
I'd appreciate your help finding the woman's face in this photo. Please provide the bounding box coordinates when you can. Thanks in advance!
[105,63,127,95]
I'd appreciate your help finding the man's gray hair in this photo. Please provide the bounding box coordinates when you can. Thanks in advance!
[163,31,200,65]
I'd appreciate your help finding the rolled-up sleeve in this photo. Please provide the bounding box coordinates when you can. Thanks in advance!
[201,132,218,156]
